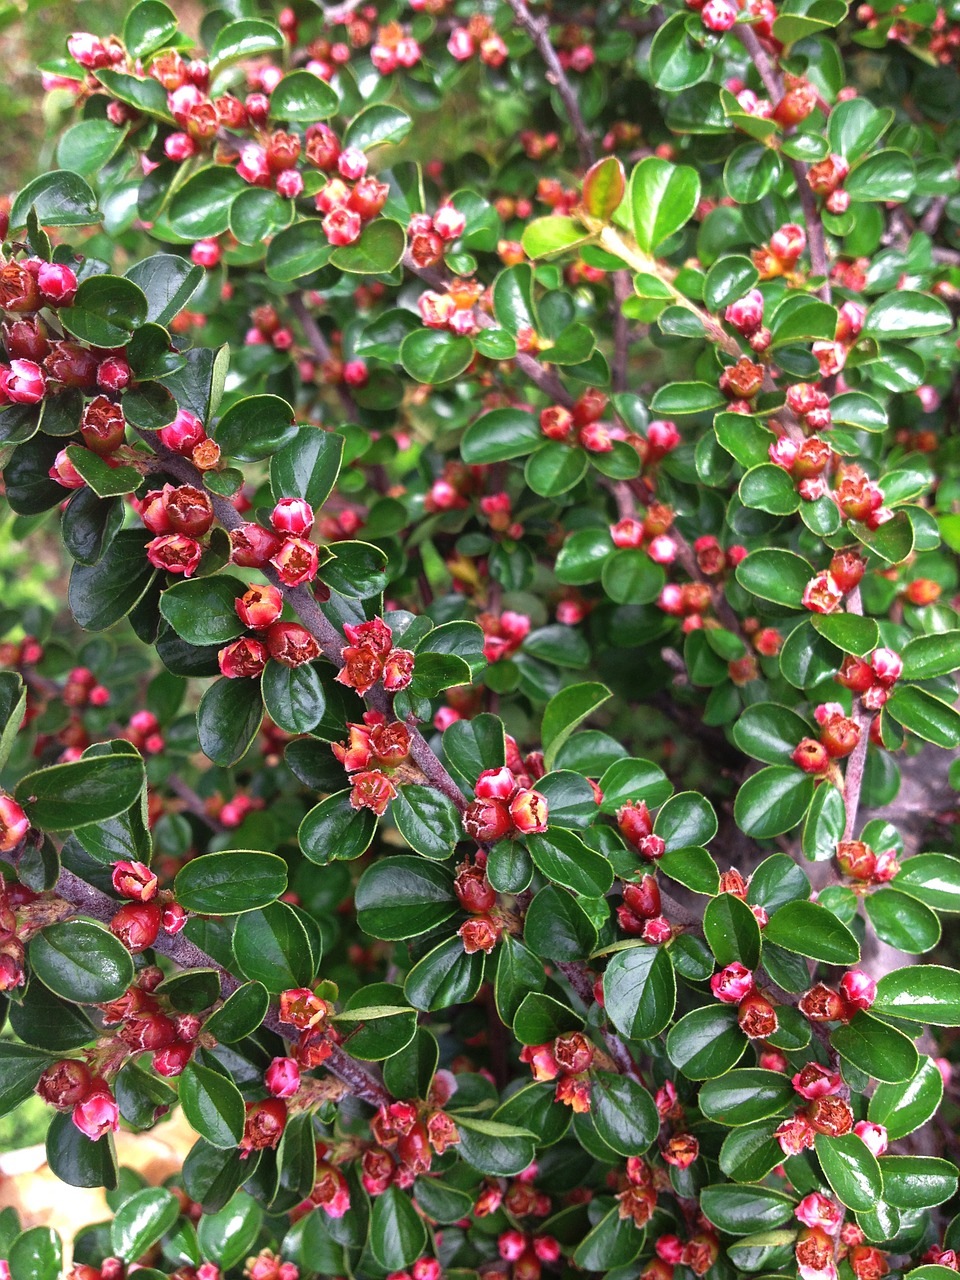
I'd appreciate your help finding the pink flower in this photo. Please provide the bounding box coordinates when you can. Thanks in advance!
[237,144,271,186]
[702,0,739,29]
[795,1192,843,1234]
[447,28,475,59]
[792,1062,843,1099]
[802,571,844,615]
[337,146,368,181]
[73,1089,120,1139]
[323,207,362,246]
[647,535,677,564]
[710,962,754,1004]
[870,647,902,686]
[853,1120,888,1156]
[2,359,45,404]
[434,204,466,241]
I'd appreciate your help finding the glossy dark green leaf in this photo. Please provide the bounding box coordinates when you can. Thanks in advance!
[178,1061,246,1149]
[174,851,287,915]
[29,921,135,1003]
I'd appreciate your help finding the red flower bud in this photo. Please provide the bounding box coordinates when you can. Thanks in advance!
[266,621,321,668]
[459,914,502,954]
[0,795,29,852]
[270,536,320,586]
[230,523,283,569]
[37,1059,93,1109]
[236,584,284,630]
[166,485,214,537]
[73,1087,120,1139]
[111,860,158,901]
[218,637,269,679]
[146,534,203,577]
[240,1098,287,1152]
[463,797,513,843]
[737,991,779,1039]
[110,901,163,953]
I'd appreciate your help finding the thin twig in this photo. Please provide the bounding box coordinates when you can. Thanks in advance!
[503,0,595,169]
[1,849,391,1106]
[736,25,832,303]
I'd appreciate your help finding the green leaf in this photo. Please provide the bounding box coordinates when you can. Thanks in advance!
[60,275,148,348]
[526,828,613,897]
[269,70,339,122]
[591,1071,659,1156]
[869,1057,943,1139]
[650,381,725,415]
[601,548,665,605]
[864,291,953,339]
[159,575,247,647]
[93,68,173,120]
[29,921,134,1004]
[496,934,547,1025]
[442,713,505,790]
[736,548,813,608]
[196,677,263,768]
[404,936,484,1012]
[215,394,297,463]
[738,464,801,516]
[599,756,673,813]
[232,903,315,992]
[666,1005,746,1079]
[769,294,838,345]
[704,256,760,312]
[196,1192,263,1269]
[655,790,717,849]
[174,851,288,915]
[866,888,940,954]
[886,686,960,748]
[879,1155,958,1208]
[630,157,700,253]
[202,983,270,1045]
[703,892,762,968]
[512,992,581,1045]
[762,899,859,964]
[603,944,676,1039]
[16,754,145,830]
[525,442,589,497]
[262,661,326,736]
[123,0,178,56]
[733,702,812,765]
[168,167,246,240]
[815,1132,883,1211]
[573,1204,645,1270]
[894,853,960,912]
[345,104,412,149]
[831,1009,920,1083]
[55,119,125,177]
[10,170,99,229]
[356,857,457,940]
[733,766,815,838]
[461,408,542,464]
[699,1069,795,1125]
[524,884,598,961]
[453,1116,536,1176]
[179,1061,245,1149]
[369,1186,426,1271]
[846,149,915,201]
[392,784,461,860]
[111,1187,179,1261]
[210,17,283,69]
[270,428,343,508]
[812,613,881,656]
[522,215,594,259]
[700,1184,797,1234]
[542,682,611,771]
[45,1109,117,1190]
[0,1043,55,1118]
[400,328,473,384]
[872,964,960,1025]
[265,221,332,281]
[331,218,406,275]
[334,985,418,1058]
[8,1228,62,1280]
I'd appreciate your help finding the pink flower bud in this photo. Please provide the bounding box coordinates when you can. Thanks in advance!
[447,28,475,58]
[37,262,78,307]
[795,1192,843,1233]
[0,795,29,852]
[839,969,876,1011]
[323,207,362,246]
[237,143,271,186]
[265,1056,301,1098]
[702,0,739,29]
[276,167,304,199]
[853,1120,888,1156]
[724,289,764,335]
[434,204,467,241]
[165,132,197,161]
[271,497,314,536]
[159,408,205,455]
[646,419,681,453]
[191,238,222,268]
[870,647,902,686]
[49,448,86,489]
[337,147,368,180]
[647,535,677,564]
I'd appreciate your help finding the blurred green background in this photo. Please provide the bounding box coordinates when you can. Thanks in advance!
[0,0,133,189]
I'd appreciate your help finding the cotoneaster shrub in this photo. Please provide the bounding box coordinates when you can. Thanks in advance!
[0,1,959,1279]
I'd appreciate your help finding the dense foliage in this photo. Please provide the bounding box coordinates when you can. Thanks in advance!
[1,0,960,1277]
